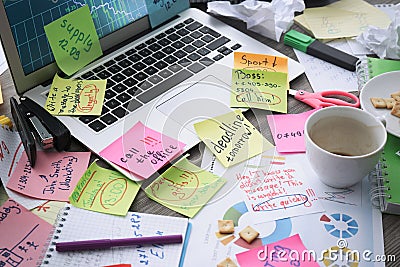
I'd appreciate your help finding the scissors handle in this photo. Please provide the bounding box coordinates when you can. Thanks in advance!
[319,90,360,108]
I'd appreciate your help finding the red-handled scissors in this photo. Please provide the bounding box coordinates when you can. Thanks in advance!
[288,89,360,109]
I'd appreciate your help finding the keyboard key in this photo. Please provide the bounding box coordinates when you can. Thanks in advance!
[213,54,224,61]
[164,55,178,64]
[111,73,126,83]
[127,87,142,97]
[104,60,116,67]
[222,49,232,55]
[116,92,131,103]
[112,107,128,118]
[167,33,180,41]
[153,51,166,60]
[123,77,137,88]
[125,48,137,55]
[183,45,196,53]
[199,26,221,38]
[181,36,194,44]
[199,57,214,66]
[128,54,142,62]
[192,40,205,48]
[190,31,203,39]
[135,43,146,50]
[145,38,156,44]
[105,99,121,109]
[197,48,210,56]
[93,65,105,73]
[165,28,175,34]
[217,46,228,53]
[137,70,193,103]
[186,21,202,31]
[155,32,166,39]
[124,99,143,112]
[184,18,194,24]
[159,69,173,78]
[133,62,146,71]
[177,28,190,36]
[173,50,187,58]
[188,62,205,73]
[113,83,128,93]
[188,53,201,61]
[105,89,117,99]
[201,35,215,43]
[79,115,96,124]
[143,56,156,65]
[106,79,116,88]
[115,54,126,61]
[148,75,162,84]
[158,38,171,46]
[154,61,168,70]
[172,41,185,49]
[144,66,158,75]
[138,80,152,90]
[97,70,112,79]
[100,113,118,125]
[81,71,94,79]
[101,105,109,115]
[231,43,242,50]
[139,48,152,57]
[108,64,122,73]
[168,64,182,72]
[133,72,148,81]
[88,120,106,132]
[174,23,185,29]
[118,59,132,68]
[122,67,135,77]
[162,46,176,54]
[206,37,230,50]
[148,43,162,52]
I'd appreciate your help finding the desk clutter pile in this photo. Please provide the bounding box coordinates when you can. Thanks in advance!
[1,1,400,267]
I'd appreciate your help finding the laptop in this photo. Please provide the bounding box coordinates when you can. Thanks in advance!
[0,1,304,181]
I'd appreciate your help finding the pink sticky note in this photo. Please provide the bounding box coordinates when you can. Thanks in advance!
[236,234,319,267]
[99,122,186,179]
[7,151,91,201]
[267,109,317,153]
[0,198,53,267]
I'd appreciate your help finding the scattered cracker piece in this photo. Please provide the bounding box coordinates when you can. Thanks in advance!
[218,220,235,234]
[383,98,396,109]
[391,101,400,118]
[370,97,386,108]
[217,257,238,267]
[239,225,259,244]
[390,91,400,101]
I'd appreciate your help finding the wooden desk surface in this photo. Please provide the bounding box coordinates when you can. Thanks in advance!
[1,1,399,265]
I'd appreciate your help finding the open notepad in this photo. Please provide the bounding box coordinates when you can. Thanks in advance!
[42,204,189,266]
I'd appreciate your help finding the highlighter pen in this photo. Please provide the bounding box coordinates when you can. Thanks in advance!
[284,29,358,71]
[56,234,183,252]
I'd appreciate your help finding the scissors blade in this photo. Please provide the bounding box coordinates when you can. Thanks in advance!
[288,89,298,96]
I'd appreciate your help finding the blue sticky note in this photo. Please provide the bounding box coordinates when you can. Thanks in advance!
[145,0,190,28]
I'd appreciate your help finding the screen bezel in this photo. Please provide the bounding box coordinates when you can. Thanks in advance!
[0,2,151,95]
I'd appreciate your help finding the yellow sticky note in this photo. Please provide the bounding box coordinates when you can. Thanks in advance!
[69,161,140,216]
[234,52,288,73]
[44,5,102,75]
[231,69,288,113]
[194,110,274,167]
[145,157,226,218]
[45,74,106,116]
[31,201,66,225]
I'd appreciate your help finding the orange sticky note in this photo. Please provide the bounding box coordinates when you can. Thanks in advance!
[234,52,288,73]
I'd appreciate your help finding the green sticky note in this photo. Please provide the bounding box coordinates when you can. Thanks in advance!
[69,161,140,216]
[231,69,288,113]
[145,0,190,28]
[45,74,106,116]
[44,5,102,75]
[194,110,274,167]
[145,157,226,218]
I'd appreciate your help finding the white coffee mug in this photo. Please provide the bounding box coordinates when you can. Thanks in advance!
[304,106,387,188]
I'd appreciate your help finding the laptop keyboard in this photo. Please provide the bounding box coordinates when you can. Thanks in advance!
[76,18,242,133]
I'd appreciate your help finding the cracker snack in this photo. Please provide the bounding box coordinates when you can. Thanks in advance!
[239,225,259,244]
[218,220,235,234]
[217,257,238,267]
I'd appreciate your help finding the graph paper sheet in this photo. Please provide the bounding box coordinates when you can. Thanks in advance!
[41,204,189,267]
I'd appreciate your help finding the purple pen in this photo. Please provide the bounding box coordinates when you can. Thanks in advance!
[56,234,183,252]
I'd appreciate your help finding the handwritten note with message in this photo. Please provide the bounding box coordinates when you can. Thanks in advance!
[0,198,53,267]
[31,200,66,225]
[237,153,324,221]
[231,69,288,113]
[69,161,140,216]
[234,52,288,73]
[6,151,91,201]
[145,157,226,217]
[44,5,102,75]
[267,109,317,153]
[99,121,186,179]
[236,234,319,267]
[145,0,190,28]
[194,110,273,167]
[45,74,106,116]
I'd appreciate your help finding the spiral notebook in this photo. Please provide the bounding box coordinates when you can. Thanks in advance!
[41,204,189,267]
[356,57,400,91]
[370,133,400,215]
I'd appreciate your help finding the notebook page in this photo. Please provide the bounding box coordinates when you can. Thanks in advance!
[42,204,189,266]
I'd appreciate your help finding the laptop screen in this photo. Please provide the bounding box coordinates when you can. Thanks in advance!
[3,0,148,76]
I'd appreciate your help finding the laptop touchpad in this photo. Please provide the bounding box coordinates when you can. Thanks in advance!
[156,75,233,134]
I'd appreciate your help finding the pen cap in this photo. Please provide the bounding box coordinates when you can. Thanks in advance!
[284,30,314,53]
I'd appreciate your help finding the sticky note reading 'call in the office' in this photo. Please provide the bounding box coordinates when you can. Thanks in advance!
[6,151,91,201]
[99,121,186,179]
[234,52,288,73]
[194,110,273,167]
[231,69,288,113]
[267,109,317,153]
[69,161,140,216]
[145,0,190,28]
[45,74,106,116]
[145,157,226,218]
[44,5,102,75]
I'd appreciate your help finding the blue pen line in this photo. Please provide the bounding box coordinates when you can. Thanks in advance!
[179,221,192,267]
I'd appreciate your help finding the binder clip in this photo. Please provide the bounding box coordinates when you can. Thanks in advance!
[10,96,71,168]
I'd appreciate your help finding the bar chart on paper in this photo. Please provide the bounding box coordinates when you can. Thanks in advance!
[3,0,148,74]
